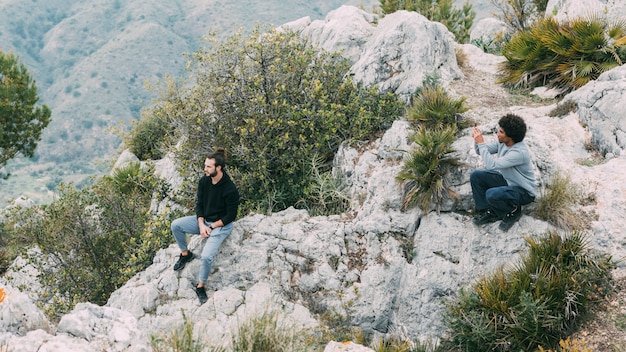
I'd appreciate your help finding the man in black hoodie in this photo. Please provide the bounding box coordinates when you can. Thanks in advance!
[170,148,240,304]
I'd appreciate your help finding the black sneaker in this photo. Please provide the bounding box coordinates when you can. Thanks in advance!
[195,285,208,304]
[173,251,194,271]
[499,206,522,232]
[472,209,500,225]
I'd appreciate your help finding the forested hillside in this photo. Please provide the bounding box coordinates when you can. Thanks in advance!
[0,0,380,205]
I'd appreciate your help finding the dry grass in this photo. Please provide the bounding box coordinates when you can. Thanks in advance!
[534,171,594,231]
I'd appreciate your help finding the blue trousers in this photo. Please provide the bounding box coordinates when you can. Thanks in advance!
[470,170,534,219]
[171,215,233,284]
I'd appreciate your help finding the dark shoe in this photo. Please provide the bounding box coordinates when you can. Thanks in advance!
[472,210,500,225]
[173,251,194,271]
[499,206,522,232]
[195,285,208,304]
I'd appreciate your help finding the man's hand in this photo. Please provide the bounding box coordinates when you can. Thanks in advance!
[199,223,212,238]
[472,126,484,144]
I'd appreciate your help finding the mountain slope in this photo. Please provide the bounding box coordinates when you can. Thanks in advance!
[0,0,379,206]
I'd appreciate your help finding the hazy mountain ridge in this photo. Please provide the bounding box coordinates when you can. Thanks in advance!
[0,0,381,205]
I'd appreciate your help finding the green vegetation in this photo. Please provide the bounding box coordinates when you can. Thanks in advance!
[1,162,172,320]
[396,125,463,213]
[443,231,615,351]
[378,0,475,43]
[490,0,547,32]
[534,171,592,231]
[151,313,205,352]
[230,310,306,352]
[296,154,350,216]
[499,16,626,94]
[0,51,51,177]
[397,80,468,214]
[145,25,402,214]
[406,85,469,130]
[124,110,171,161]
[469,32,511,54]
[548,99,577,117]
[151,310,310,352]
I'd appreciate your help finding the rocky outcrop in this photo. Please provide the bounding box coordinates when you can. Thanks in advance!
[2,4,626,351]
[469,17,508,43]
[546,0,626,22]
[565,65,626,157]
[289,6,463,101]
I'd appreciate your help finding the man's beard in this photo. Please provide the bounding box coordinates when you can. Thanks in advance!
[209,170,217,177]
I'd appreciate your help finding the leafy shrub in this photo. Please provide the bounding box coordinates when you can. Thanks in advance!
[379,0,476,43]
[548,99,577,117]
[2,163,171,319]
[499,16,626,94]
[396,125,463,213]
[406,85,469,130]
[443,231,615,351]
[154,25,403,214]
[470,30,511,54]
[296,154,350,216]
[124,111,171,161]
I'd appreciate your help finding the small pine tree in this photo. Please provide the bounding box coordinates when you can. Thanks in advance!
[0,51,51,175]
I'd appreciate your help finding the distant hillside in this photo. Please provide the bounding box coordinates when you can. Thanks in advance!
[0,0,494,206]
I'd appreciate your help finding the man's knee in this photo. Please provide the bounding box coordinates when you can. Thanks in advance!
[470,169,486,183]
[171,217,182,232]
[485,187,502,203]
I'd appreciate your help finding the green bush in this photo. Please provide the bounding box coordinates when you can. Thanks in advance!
[124,111,171,161]
[499,16,626,93]
[443,231,615,351]
[406,85,469,130]
[153,25,403,214]
[548,99,577,117]
[297,154,350,216]
[2,163,172,320]
[379,0,475,43]
[396,125,463,213]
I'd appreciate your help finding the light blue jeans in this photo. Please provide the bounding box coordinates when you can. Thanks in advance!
[171,215,233,284]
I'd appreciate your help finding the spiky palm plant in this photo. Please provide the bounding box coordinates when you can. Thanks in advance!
[396,125,463,213]
[443,231,615,351]
[500,16,626,93]
[406,86,469,130]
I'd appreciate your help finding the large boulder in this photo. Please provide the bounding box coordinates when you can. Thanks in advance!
[0,284,49,336]
[565,64,626,157]
[289,6,463,101]
[469,17,508,44]
[546,0,626,22]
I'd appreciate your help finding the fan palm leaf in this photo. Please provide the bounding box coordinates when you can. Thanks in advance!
[396,125,463,213]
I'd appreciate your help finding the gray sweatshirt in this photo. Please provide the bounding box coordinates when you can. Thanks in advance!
[474,140,537,197]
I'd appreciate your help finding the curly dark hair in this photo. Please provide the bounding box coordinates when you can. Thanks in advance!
[499,113,527,143]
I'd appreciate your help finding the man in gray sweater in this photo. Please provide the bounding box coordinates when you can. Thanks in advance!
[470,113,537,231]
